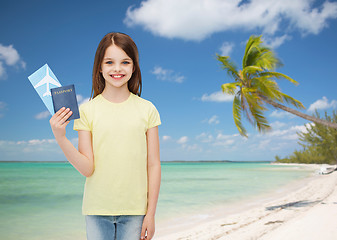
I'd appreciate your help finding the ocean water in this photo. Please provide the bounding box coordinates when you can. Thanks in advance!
[0,161,312,240]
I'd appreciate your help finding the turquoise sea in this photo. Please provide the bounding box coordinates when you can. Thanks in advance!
[0,161,312,240]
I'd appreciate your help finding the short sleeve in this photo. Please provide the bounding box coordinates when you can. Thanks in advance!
[73,105,91,131]
[148,103,161,129]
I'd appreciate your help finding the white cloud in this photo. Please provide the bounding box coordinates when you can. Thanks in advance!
[213,139,235,147]
[177,136,188,144]
[0,138,61,158]
[265,123,312,140]
[213,133,237,146]
[208,115,220,125]
[182,143,200,151]
[124,0,337,41]
[257,139,271,149]
[216,133,231,140]
[270,121,286,129]
[263,34,292,48]
[77,94,90,106]
[35,111,51,120]
[203,115,220,125]
[159,122,316,160]
[151,66,185,83]
[27,139,56,145]
[0,62,5,78]
[0,101,6,109]
[176,136,201,152]
[196,132,238,147]
[0,101,6,118]
[270,110,294,119]
[162,135,172,141]
[308,96,337,112]
[0,44,22,66]
[219,42,234,56]
[201,91,234,102]
[0,43,26,79]
[196,132,214,143]
[289,124,312,136]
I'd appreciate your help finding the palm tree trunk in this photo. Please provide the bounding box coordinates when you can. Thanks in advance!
[259,95,337,129]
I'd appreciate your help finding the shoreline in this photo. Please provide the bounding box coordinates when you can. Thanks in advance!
[155,164,337,239]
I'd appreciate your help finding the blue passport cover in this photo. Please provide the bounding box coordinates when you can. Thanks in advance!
[51,84,80,121]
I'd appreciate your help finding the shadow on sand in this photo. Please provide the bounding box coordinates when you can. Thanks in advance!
[266,200,321,211]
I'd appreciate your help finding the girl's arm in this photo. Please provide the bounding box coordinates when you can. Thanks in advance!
[141,126,161,240]
[50,107,94,177]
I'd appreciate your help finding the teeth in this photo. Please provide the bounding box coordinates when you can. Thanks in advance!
[112,75,123,78]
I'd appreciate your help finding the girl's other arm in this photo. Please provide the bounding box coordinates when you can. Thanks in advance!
[50,107,94,177]
[141,126,161,240]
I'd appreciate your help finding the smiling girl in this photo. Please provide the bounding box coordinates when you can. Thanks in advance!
[49,32,161,240]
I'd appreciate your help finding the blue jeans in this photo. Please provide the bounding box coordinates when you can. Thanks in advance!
[85,215,145,240]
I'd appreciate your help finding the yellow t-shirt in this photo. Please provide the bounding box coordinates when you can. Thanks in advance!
[73,93,161,215]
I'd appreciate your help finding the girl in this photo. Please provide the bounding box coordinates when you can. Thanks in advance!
[49,32,161,240]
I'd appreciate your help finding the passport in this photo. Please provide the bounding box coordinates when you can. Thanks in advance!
[28,64,62,115]
[51,84,80,121]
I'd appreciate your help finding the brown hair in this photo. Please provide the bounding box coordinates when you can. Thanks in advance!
[91,32,142,99]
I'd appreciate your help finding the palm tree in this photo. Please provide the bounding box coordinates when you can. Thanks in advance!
[217,35,337,137]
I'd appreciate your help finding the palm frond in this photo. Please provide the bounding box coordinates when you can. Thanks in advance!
[221,82,240,95]
[243,35,282,71]
[252,77,282,102]
[216,54,240,80]
[241,87,264,127]
[233,94,247,137]
[241,87,266,111]
[280,92,305,109]
[259,72,299,85]
[255,48,281,70]
[242,66,263,77]
[251,106,271,133]
[244,48,260,68]
[240,89,253,125]
[241,88,271,133]
[243,35,263,67]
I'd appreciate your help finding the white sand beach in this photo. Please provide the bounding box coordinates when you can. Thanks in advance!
[155,164,337,240]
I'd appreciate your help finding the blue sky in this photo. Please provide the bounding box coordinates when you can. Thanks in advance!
[1,0,337,161]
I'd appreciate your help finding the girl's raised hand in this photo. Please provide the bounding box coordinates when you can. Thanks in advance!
[49,107,73,141]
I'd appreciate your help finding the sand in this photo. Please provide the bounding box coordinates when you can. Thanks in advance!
[155,164,337,240]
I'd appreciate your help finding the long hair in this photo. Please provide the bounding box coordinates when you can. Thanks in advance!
[91,32,142,99]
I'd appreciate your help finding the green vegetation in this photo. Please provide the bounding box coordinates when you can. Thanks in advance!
[217,35,337,137]
[276,111,337,165]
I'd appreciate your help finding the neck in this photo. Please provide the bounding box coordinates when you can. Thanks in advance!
[101,85,131,103]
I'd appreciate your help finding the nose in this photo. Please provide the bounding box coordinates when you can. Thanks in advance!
[113,63,121,72]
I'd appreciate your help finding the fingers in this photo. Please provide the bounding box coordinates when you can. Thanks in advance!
[61,109,73,122]
[63,120,71,127]
[56,106,67,115]
[49,107,73,141]
[140,229,154,239]
[147,229,154,239]
[140,225,146,240]
[140,216,155,240]
[51,107,73,125]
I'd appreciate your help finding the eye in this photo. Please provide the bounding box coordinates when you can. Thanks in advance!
[105,61,113,64]
[122,61,131,65]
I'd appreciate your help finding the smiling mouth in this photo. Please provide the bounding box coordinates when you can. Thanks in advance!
[110,74,125,79]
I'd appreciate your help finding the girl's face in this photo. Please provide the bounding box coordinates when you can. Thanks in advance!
[101,45,134,91]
